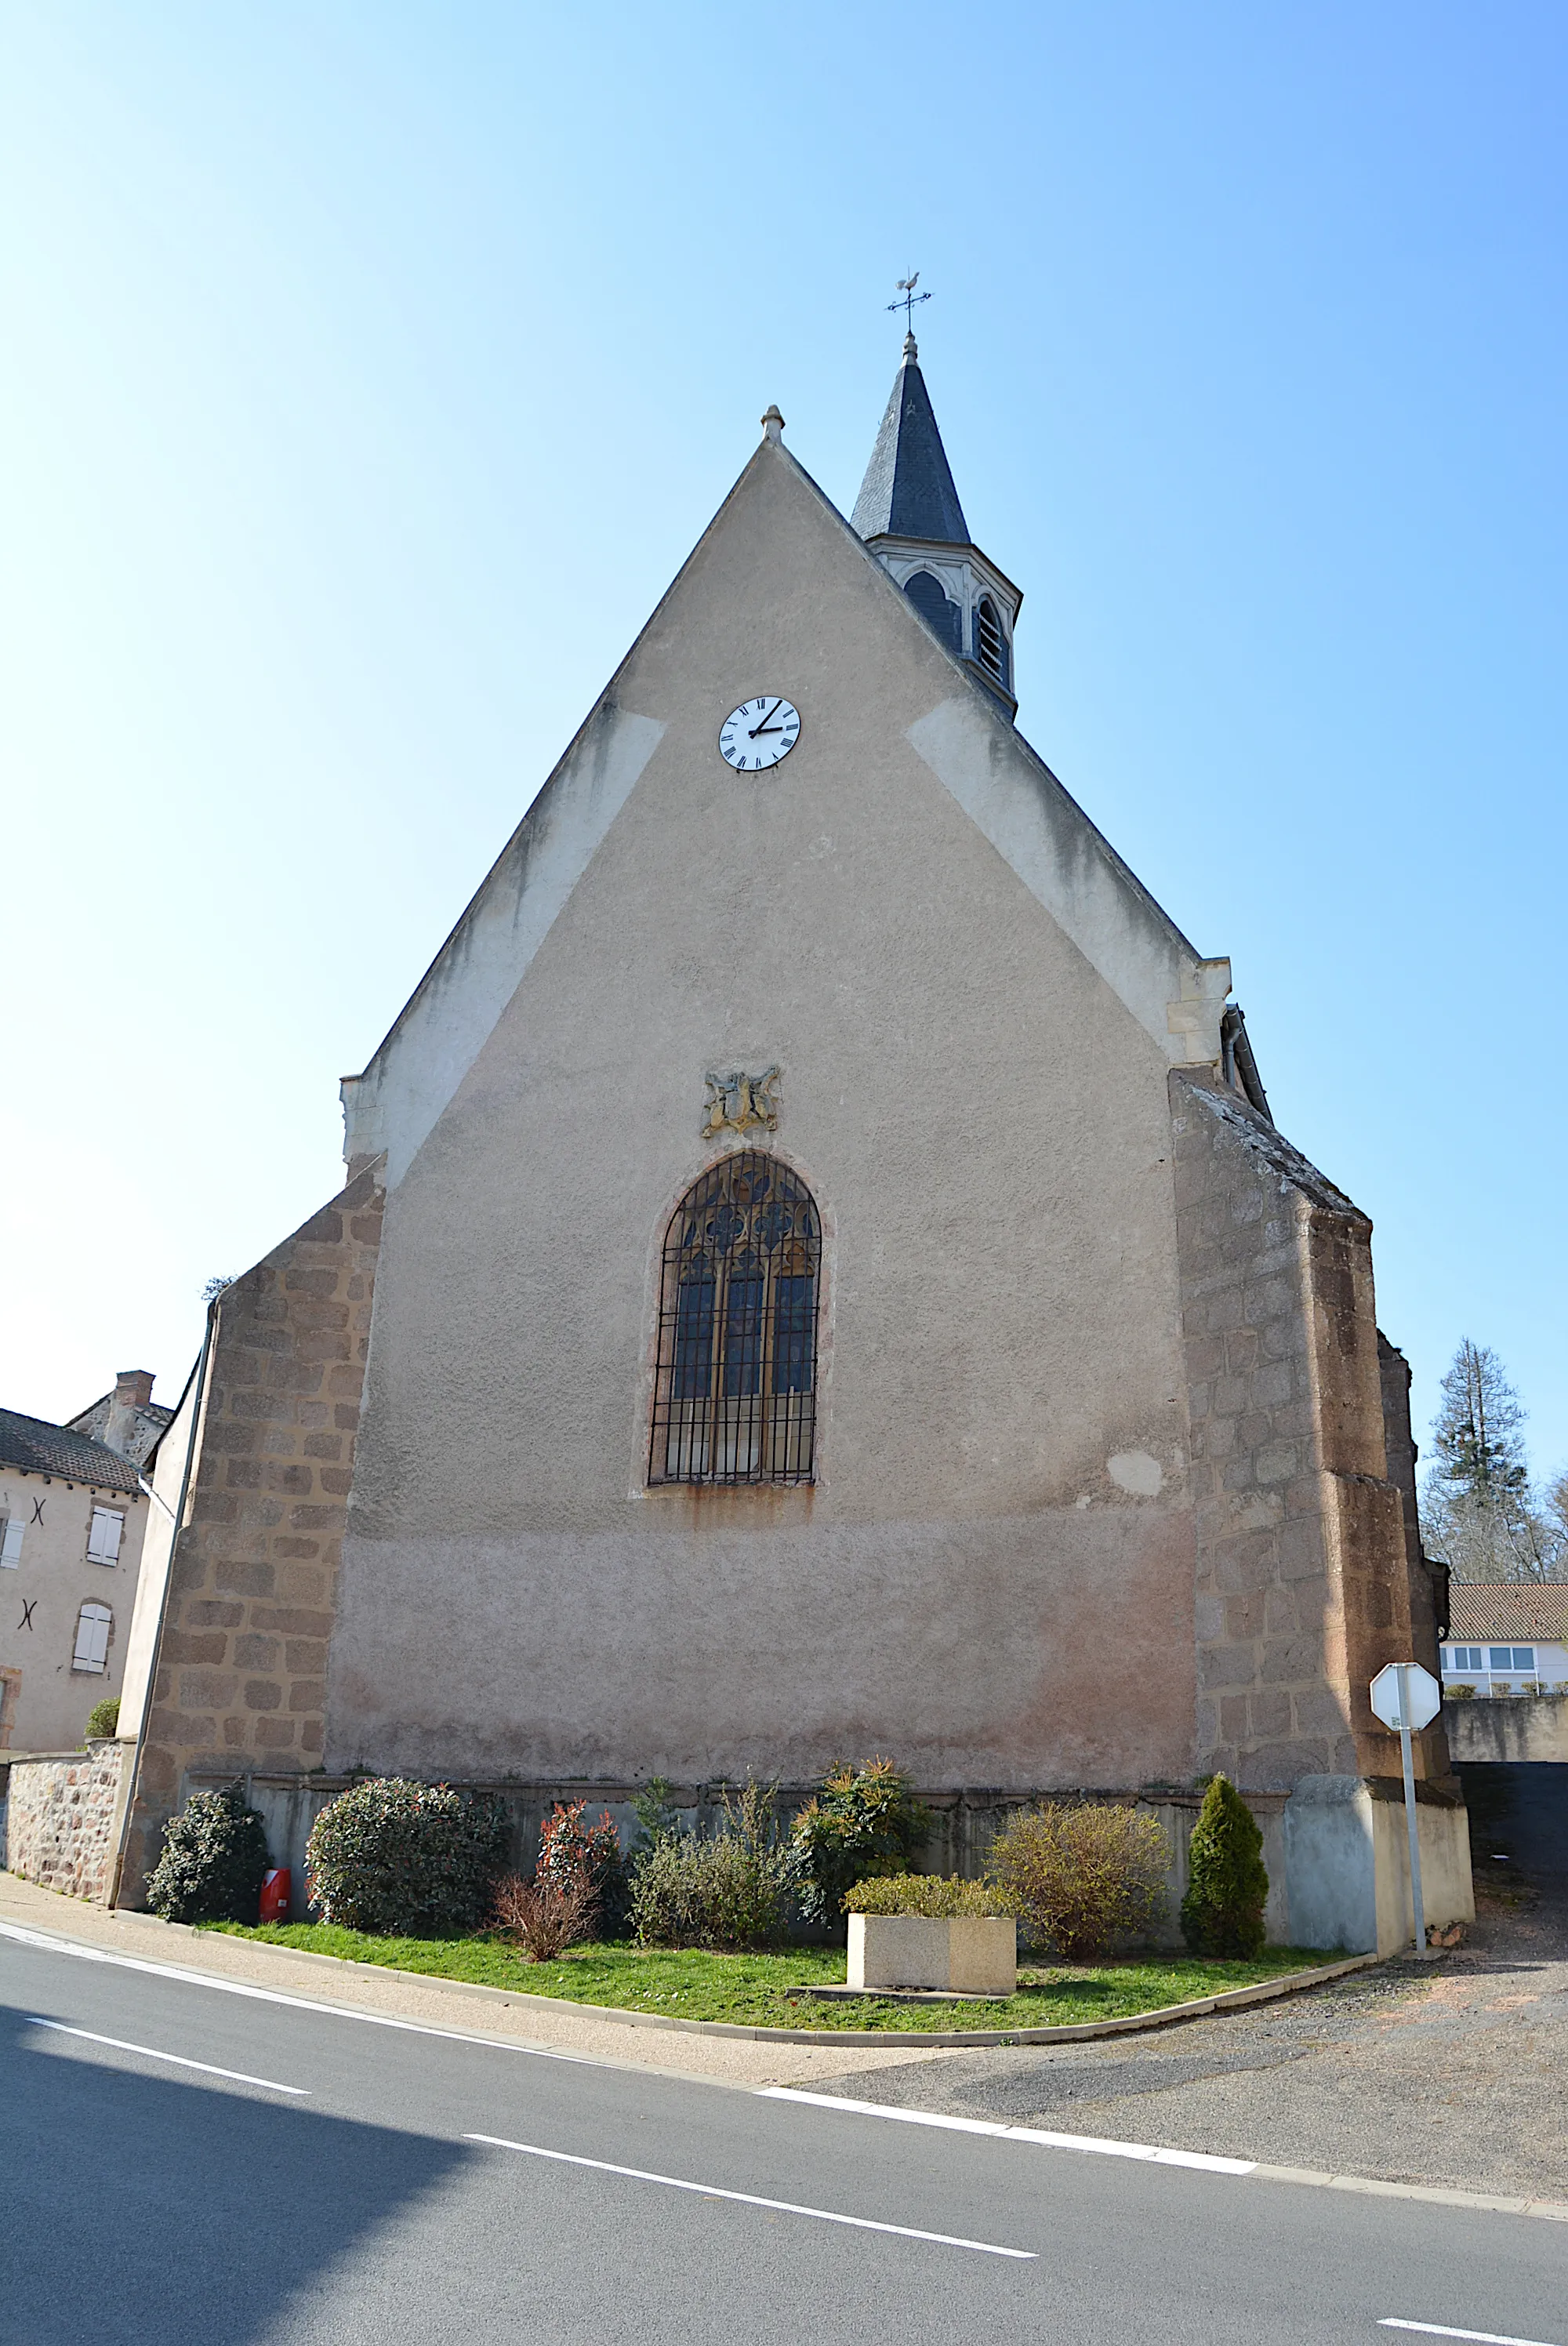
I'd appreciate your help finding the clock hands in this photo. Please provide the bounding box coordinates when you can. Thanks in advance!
[748,699,784,738]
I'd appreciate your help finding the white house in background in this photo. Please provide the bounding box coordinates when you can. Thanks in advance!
[1441,1585,1568,1697]
[0,1376,165,1752]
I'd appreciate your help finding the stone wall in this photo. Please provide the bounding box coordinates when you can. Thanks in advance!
[1172,1073,1429,1792]
[117,1166,385,1904]
[4,1741,131,1901]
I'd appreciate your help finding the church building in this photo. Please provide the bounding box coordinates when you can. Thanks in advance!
[107,339,1472,1952]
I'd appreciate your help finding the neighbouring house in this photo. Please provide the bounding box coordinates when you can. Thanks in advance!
[1442,1587,1568,1696]
[93,347,1468,1955]
[68,1370,173,1473]
[0,1380,161,1752]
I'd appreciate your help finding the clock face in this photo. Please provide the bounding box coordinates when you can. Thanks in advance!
[719,696,800,772]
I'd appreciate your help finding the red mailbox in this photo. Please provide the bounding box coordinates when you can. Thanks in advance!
[259,1868,291,1924]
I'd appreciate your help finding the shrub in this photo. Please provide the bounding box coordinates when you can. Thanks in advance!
[535,1800,627,1935]
[630,1775,683,1853]
[630,1780,790,1950]
[1444,1683,1475,1701]
[788,1759,933,1927]
[85,1698,120,1740]
[1180,1775,1269,1958]
[987,1801,1171,1957]
[145,1781,270,1924]
[306,1778,510,1936]
[843,1872,1008,1918]
[492,1869,599,1961]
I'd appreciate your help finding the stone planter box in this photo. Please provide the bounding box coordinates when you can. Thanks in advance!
[848,1913,1016,1996]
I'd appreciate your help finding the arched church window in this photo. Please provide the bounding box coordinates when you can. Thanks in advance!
[650,1151,820,1487]
[903,568,963,656]
[975,597,1008,688]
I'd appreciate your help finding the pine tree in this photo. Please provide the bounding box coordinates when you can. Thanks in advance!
[1180,1775,1269,1959]
[1419,1341,1561,1582]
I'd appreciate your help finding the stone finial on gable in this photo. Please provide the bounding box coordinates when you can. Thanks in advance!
[761,404,785,444]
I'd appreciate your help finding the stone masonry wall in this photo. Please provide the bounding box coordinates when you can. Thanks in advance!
[118,1166,385,1903]
[1172,1073,1421,1792]
[5,1741,131,1901]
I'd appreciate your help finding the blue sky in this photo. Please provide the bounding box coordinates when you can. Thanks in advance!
[4,3,1565,1482]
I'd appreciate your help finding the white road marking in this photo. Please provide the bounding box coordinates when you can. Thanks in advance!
[1380,2324,1562,2345]
[26,2016,307,2096]
[0,1919,597,2064]
[465,2132,1036,2259]
[760,2087,1256,2175]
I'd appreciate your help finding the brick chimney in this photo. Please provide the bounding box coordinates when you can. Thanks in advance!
[102,1369,154,1458]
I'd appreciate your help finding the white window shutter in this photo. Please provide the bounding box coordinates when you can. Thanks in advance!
[74,1604,111,1672]
[88,1506,124,1563]
[0,1517,21,1567]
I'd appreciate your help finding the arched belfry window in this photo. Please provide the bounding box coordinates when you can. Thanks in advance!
[903,568,963,656]
[975,596,1008,689]
[650,1151,820,1487]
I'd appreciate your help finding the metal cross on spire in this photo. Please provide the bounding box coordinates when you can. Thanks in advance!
[887,272,931,336]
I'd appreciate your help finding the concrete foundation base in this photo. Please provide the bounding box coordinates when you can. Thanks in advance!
[1283,1774,1474,1956]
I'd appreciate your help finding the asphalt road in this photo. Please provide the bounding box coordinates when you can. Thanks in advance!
[5,1924,1566,2346]
[818,1841,1568,2207]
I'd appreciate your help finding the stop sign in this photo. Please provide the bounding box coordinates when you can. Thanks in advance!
[1370,1661,1442,1731]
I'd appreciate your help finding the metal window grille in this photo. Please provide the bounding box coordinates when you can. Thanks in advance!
[650,1150,820,1486]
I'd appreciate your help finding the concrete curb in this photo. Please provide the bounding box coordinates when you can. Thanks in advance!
[179,1930,1385,2048]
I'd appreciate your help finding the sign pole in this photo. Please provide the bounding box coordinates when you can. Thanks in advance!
[1396,1664,1428,1956]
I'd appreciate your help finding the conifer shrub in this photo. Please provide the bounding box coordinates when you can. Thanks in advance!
[843,1872,1008,1918]
[986,1801,1171,1957]
[534,1799,628,1935]
[630,1780,790,1949]
[85,1698,120,1740]
[305,1778,509,1936]
[788,1759,933,1927]
[145,1781,270,1924]
[1179,1775,1269,1958]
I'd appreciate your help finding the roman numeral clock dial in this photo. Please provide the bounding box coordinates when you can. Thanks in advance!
[718,696,800,772]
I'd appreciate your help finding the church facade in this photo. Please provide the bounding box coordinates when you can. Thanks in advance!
[108,346,1471,1952]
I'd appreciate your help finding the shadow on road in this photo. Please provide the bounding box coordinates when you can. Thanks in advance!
[3,2005,471,2346]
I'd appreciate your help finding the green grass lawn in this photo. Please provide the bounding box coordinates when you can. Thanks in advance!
[202,1924,1339,2033]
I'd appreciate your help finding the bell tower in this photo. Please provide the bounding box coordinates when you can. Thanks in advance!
[851,333,1022,717]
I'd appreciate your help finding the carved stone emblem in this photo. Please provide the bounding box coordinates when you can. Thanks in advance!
[702,1066,781,1138]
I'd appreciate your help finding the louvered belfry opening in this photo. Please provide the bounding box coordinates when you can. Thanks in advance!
[975,596,1007,687]
[650,1150,820,1486]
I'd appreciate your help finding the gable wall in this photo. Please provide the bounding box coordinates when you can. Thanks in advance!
[326,448,1206,1793]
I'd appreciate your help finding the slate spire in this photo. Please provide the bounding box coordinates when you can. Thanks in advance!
[851,332,1022,717]
[851,334,971,545]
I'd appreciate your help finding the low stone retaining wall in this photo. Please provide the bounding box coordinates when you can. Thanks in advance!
[2,1740,132,1902]
[201,1771,1288,1943]
[1446,1694,1568,1766]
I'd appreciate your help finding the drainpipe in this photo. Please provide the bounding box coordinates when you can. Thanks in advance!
[107,1298,220,1910]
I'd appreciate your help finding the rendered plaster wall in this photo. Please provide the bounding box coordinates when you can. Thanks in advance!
[331,441,1208,1795]
[1446,1694,1568,1766]
[117,1169,383,1905]
[0,1469,147,1753]
[4,1741,130,1901]
[1173,1074,1432,1792]
[1281,1775,1473,1956]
